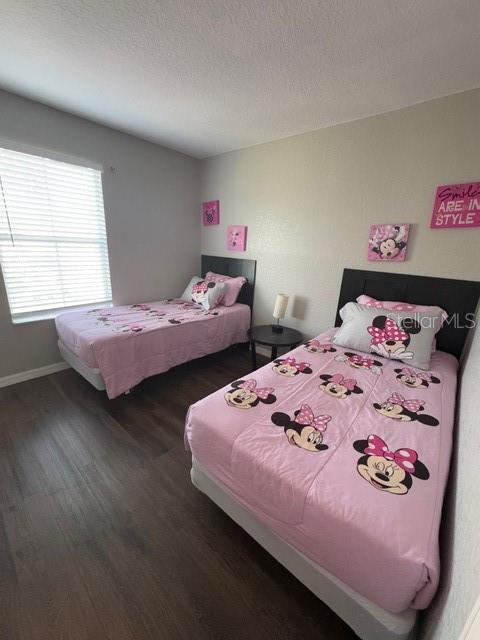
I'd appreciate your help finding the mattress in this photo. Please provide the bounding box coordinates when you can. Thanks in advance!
[56,299,250,398]
[185,328,458,614]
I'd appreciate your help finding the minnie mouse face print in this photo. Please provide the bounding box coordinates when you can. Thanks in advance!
[334,352,383,375]
[272,358,312,377]
[271,404,330,452]
[113,323,145,334]
[304,340,337,355]
[353,435,429,495]
[225,379,277,409]
[373,393,439,426]
[367,315,421,361]
[130,303,151,311]
[368,224,409,261]
[194,309,219,316]
[191,280,216,304]
[319,373,363,399]
[394,368,440,389]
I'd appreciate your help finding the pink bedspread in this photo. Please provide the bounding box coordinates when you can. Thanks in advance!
[56,300,250,398]
[185,328,457,613]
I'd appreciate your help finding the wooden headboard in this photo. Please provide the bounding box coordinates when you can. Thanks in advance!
[201,255,256,310]
[335,269,480,360]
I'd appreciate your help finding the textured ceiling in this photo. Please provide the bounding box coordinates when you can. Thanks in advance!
[1,0,480,158]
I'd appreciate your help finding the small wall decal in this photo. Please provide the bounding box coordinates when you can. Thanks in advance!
[227,225,247,251]
[368,224,409,262]
[430,182,480,229]
[202,200,220,225]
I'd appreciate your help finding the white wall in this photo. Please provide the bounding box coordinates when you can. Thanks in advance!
[417,317,480,639]
[201,89,480,335]
[0,89,200,378]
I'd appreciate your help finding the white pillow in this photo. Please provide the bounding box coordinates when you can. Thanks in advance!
[332,302,444,370]
[180,276,225,310]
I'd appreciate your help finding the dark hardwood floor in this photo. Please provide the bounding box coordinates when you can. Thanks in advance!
[0,347,357,639]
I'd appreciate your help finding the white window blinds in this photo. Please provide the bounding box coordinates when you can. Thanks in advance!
[0,146,112,322]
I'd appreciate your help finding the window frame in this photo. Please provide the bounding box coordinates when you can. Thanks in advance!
[0,141,113,324]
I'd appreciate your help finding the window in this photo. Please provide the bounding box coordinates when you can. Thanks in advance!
[0,146,112,323]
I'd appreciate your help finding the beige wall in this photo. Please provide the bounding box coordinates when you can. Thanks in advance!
[0,90,200,378]
[201,89,480,335]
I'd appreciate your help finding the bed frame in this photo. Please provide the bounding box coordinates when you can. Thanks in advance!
[190,268,480,640]
[58,255,257,392]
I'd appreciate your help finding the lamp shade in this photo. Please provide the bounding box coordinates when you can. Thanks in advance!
[273,294,289,320]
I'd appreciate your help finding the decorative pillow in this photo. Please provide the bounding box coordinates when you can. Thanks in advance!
[356,295,447,321]
[180,276,225,310]
[205,271,246,306]
[332,302,445,370]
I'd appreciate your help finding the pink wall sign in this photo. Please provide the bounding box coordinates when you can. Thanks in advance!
[430,182,480,229]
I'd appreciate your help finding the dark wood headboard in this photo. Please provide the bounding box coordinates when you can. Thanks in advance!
[201,255,256,310]
[335,269,480,359]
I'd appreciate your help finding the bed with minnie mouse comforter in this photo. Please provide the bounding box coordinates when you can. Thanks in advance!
[56,299,250,398]
[185,328,457,614]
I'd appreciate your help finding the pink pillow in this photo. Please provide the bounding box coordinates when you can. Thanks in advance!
[356,295,448,321]
[205,271,246,306]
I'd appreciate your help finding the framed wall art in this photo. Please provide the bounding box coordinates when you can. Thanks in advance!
[227,225,247,251]
[202,200,220,225]
[368,223,410,262]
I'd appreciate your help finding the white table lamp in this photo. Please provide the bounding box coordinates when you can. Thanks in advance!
[272,294,289,333]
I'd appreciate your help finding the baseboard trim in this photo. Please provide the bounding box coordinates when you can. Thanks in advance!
[0,362,70,389]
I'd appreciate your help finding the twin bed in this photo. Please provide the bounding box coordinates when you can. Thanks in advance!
[185,268,480,640]
[56,255,256,397]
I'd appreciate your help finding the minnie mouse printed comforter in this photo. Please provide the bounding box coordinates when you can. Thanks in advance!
[56,299,250,398]
[185,328,458,614]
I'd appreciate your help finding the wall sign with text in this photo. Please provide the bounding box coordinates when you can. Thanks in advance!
[430,182,480,229]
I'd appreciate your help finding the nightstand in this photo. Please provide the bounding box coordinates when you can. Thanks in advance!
[247,325,303,370]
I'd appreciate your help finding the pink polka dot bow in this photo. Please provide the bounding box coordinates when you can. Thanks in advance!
[367,318,408,345]
[308,340,331,350]
[388,393,423,413]
[294,404,331,432]
[329,374,357,390]
[281,357,310,372]
[238,379,274,400]
[399,367,432,382]
[349,354,375,368]
[192,282,208,294]
[364,434,418,473]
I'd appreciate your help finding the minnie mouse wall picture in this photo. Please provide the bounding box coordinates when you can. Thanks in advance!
[202,200,219,225]
[368,224,410,261]
[227,225,247,251]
